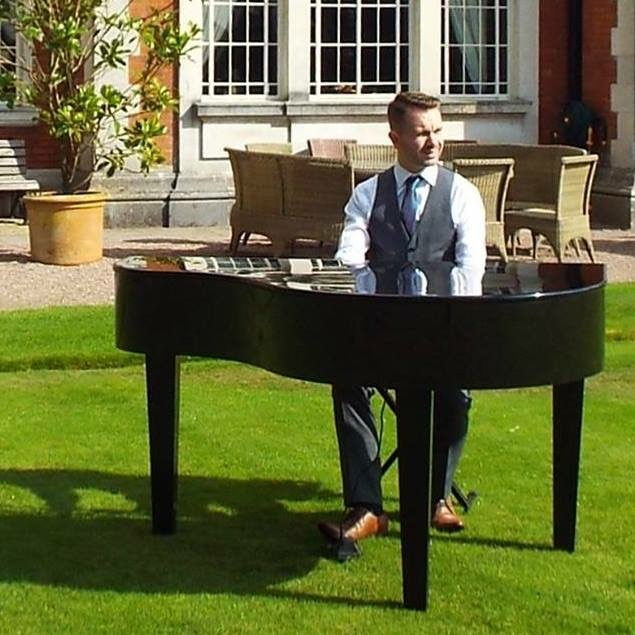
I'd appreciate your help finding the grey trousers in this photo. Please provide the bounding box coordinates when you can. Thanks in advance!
[331,385,471,512]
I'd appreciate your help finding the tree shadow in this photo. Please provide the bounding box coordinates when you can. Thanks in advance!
[0,252,29,263]
[103,238,335,261]
[433,532,553,552]
[0,468,354,600]
[103,240,231,260]
[592,237,635,257]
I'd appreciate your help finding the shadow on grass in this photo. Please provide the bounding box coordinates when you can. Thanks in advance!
[0,469,409,608]
[0,468,360,600]
[0,468,561,608]
[433,532,552,552]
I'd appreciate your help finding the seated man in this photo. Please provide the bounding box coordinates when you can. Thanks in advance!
[318,91,486,546]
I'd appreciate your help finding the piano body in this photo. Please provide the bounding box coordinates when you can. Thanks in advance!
[114,255,605,611]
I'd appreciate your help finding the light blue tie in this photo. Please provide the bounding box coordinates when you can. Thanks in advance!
[402,175,421,235]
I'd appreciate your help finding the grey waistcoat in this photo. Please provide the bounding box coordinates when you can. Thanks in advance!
[368,166,456,293]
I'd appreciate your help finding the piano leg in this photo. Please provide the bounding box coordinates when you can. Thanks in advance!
[145,352,181,534]
[552,380,584,552]
[395,386,433,611]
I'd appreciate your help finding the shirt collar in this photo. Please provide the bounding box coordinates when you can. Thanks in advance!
[394,163,439,189]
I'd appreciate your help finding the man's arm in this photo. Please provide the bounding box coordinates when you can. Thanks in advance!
[335,176,379,293]
[450,176,487,296]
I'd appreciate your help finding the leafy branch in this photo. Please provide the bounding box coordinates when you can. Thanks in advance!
[0,0,199,193]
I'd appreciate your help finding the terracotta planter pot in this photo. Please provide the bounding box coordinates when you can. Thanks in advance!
[24,191,106,265]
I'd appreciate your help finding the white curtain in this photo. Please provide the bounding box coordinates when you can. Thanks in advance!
[213,2,231,42]
[449,5,481,89]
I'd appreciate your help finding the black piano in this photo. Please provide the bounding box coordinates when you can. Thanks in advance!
[114,255,605,611]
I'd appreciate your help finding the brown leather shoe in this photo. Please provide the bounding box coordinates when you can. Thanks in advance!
[431,498,465,533]
[318,507,389,542]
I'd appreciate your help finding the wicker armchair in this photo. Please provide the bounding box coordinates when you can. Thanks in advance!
[277,154,353,250]
[226,148,284,253]
[344,143,397,176]
[226,148,353,256]
[504,154,599,262]
[307,138,357,159]
[452,158,515,261]
[245,142,293,154]
[442,139,477,162]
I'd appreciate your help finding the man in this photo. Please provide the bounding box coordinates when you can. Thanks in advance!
[318,92,486,546]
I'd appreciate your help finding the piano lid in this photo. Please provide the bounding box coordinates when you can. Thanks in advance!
[115,255,606,298]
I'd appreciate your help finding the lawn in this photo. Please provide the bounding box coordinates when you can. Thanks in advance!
[0,286,633,633]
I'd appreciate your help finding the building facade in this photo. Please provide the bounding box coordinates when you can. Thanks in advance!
[1,0,633,228]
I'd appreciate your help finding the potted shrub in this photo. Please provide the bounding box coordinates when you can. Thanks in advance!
[0,0,198,264]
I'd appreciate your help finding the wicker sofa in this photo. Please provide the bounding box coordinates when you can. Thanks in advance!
[225,148,354,256]
[442,143,587,209]
[443,143,598,261]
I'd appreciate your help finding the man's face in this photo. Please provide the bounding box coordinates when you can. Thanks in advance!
[388,106,444,172]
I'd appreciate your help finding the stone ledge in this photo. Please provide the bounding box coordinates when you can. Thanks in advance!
[196,98,533,119]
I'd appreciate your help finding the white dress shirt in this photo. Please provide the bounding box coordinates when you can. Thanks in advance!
[335,163,486,296]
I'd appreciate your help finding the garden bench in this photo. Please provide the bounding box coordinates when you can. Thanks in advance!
[0,139,40,218]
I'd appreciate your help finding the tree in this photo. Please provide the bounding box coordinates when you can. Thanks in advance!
[0,0,199,193]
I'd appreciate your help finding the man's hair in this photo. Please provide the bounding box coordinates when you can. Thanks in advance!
[387,92,441,130]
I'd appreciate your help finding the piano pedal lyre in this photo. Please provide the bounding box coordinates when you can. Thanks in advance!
[375,386,478,513]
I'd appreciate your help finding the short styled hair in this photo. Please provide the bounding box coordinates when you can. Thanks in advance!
[387,92,441,131]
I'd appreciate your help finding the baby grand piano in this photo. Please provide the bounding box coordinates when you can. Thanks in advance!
[114,255,605,611]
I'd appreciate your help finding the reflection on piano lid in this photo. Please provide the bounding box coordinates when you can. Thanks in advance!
[116,256,605,298]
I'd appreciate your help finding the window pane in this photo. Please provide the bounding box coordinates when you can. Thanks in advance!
[399,45,409,82]
[399,7,408,42]
[361,47,377,81]
[485,46,495,80]
[441,0,508,96]
[322,8,338,43]
[321,48,337,81]
[379,47,395,81]
[341,8,356,43]
[214,5,229,42]
[249,7,264,41]
[362,8,377,41]
[268,5,278,42]
[484,10,496,42]
[311,0,408,95]
[232,7,246,41]
[203,0,278,98]
[379,8,395,43]
[249,47,263,81]
[449,46,463,83]
[232,46,246,82]
[499,47,507,82]
[214,46,229,81]
[341,47,356,82]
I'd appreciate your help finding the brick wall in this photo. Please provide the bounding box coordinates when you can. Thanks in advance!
[582,0,617,145]
[129,0,178,167]
[538,1,570,144]
[0,124,59,170]
[539,0,617,150]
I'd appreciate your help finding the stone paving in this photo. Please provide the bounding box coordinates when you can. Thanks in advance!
[0,219,633,311]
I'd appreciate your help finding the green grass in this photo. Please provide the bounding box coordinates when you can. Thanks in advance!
[0,285,634,633]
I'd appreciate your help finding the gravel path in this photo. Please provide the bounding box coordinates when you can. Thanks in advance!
[1,220,634,311]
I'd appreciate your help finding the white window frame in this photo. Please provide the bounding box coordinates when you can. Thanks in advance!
[309,0,410,96]
[0,17,38,125]
[193,0,520,104]
[440,0,509,98]
[0,19,31,92]
[201,0,279,97]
